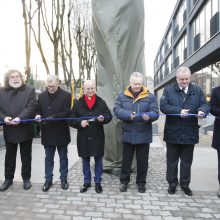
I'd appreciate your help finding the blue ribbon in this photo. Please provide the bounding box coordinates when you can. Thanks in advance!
[0,113,213,125]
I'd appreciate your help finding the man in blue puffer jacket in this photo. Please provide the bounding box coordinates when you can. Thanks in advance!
[160,66,210,196]
[114,72,159,193]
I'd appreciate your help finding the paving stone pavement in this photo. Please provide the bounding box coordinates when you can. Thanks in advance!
[0,147,220,220]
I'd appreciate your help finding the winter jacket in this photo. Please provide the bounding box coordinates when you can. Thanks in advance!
[70,95,112,157]
[210,86,220,149]
[113,86,159,144]
[37,87,71,146]
[160,83,210,144]
[0,84,37,143]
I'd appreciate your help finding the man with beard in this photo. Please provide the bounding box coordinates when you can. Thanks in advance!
[0,69,37,191]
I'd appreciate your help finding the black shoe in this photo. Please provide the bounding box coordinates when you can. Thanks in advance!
[0,180,13,192]
[138,184,146,193]
[42,181,52,192]
[168,186,176,195]
[181,186,193,196]
[95,184,103,193]
[23,179,32,190]
[80,183,91,193]
[119,184,128,192]
[61,180,69,190]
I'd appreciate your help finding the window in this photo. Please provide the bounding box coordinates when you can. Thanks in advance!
[175,34,187,67]
[165,28,172,51]
[174,0,187,38]
[192,0,219,51]
[165,53,172,76]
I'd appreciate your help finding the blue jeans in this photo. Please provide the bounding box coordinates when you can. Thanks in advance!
[82,157,103,184]
[44,145,68,182]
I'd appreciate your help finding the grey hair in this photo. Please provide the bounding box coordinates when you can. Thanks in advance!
[176,66,191,76]
[4,69,25,89]
[130,72,144,83]
[46,75,60,84]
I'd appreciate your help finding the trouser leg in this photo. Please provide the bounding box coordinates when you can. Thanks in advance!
[82,157,91,184]
[44,146,56,182]
[57,145,68,181]
[166,143,180,188]
[20,139,32,180]
[94,156,103,184]
[217,149,220,184]
[179,144,194,188]
[120,143,135,185]
[136,144,150,185]
[5,141,18,181]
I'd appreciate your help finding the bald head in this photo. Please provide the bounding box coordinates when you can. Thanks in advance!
[84,80,96,97]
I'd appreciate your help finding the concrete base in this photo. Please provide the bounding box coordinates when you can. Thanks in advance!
[191,146,218,191]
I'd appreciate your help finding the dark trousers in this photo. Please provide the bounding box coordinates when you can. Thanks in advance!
[217,149,220,184]
[166,143,194,188]
[5,139,32,181]
[44,145,68,182]
[120,143,150,185]
[82,157,103,184]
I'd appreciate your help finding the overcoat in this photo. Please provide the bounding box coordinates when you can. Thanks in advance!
[37,87,71,146]
[160,83,210,144]
[0,84,37,143]
[210,86,220,149]
[70,95,112,157]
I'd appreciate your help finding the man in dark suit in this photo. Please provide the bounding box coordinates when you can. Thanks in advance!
[210,86,220,198]
[160,66,210,196]
[0,69,37,191]
[35,75,71,192]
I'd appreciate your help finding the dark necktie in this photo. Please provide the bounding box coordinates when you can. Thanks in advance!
[182,87,186,100]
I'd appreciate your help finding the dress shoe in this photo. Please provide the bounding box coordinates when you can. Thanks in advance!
[138,184,146,193]
[119,183,128,192]
[217,186,220,198]
[42,181,52,192]
[61,180,69,190]
[23,179,32,190]
[0,180,13,192]
[168,186,176,195]
[181,186,193,196]
[95,184,103,193]
[80,183,91,193]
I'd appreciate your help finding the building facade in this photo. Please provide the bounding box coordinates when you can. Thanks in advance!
[154,0,220,104]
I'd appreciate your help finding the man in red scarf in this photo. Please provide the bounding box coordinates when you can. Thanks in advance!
[70,80,112,193]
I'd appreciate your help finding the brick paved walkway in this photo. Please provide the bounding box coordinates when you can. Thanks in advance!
[0,147,220,220]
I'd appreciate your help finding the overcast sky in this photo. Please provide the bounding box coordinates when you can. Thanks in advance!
[145,0,177,77]
[0,0,177,83]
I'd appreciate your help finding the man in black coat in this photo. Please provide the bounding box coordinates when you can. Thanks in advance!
[35,75,71,192]
[0,69,37,191]
[210,86,220,198]
[160,66,210,196]
[70,80,112,193]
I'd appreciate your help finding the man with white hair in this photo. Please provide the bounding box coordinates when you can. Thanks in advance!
[160,66,210,196]
[70,80,112,193]
[35,75,71,192]
[114,72,159,193]
[0,69,37,191]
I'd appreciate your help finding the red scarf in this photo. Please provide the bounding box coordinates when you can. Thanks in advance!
[84,95,96,109]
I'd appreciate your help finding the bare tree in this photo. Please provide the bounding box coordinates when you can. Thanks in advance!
[21,0,97,89]
[21,0,33,82]
[71,0,97,87]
